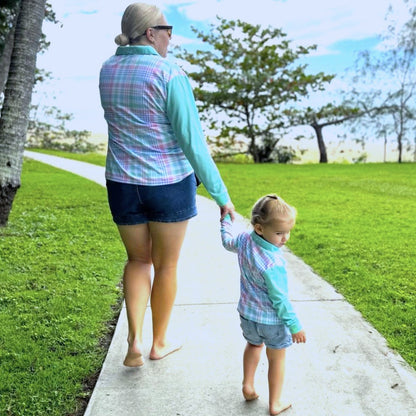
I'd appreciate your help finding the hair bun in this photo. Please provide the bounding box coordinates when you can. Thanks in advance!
[114,33,129,46]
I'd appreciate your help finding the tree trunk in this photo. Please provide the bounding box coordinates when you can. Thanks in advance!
[312,123,328,163]
[414,135,416,162]
[0,0,46,226]
[248,135,260,163]
[397,132,403,163]
[0,7,19,100]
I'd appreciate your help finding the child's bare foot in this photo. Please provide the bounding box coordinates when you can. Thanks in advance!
[242,384,259,401]
[149,341,182,360]
[123,340,144,367]
[270,402,292,415]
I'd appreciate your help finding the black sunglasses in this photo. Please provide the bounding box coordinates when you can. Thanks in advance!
[142,25,173,39]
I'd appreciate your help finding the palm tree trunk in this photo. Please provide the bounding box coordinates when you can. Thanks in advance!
[0,6,19,99]
[0,0,46,226]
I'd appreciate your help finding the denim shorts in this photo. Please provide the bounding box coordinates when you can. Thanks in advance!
[106,174,197,225]
[240,315,292,349]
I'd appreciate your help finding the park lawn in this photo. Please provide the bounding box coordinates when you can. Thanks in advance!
[29,150,416,368]
[0,159,126,416]
[29,148,107,166]
[200,162,416,368]
[22,152,416,368]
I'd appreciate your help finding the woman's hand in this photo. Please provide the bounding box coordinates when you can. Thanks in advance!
[220,202,236,221]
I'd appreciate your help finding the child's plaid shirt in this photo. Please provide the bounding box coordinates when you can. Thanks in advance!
[220,216,302,334]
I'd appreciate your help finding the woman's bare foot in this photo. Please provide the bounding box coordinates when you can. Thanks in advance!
[270,402,292,415]
[123,340,144,367]
[149,341,182,360]
[242,384,259,401]
[123,351,144,367]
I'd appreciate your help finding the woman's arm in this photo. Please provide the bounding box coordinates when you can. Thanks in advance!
[166,74,230,207]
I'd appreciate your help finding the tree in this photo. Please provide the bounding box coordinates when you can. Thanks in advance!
[351,1,416,163]
[27,105,101,153]
[0,0,46,226]
[0,1,55,100]
[285,103,362,163]
[175,17,334,163]
[0,0,20,96]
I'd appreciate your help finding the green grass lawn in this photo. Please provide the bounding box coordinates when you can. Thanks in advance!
[6,149,415,415]
[28,148,107,166]
[28,150,416,368]
[201,162,416,368]
[0,159,126,416]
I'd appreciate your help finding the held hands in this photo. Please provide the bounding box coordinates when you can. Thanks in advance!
[220,202,236,221]
[292,329,306,344]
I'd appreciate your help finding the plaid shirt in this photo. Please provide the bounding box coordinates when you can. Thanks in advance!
[221,216,302,333]
[99,45,230,206]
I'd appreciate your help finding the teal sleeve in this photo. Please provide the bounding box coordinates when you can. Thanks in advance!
[166,74,230,206]
[263,266,302,334]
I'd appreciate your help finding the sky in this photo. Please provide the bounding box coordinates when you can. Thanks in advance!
[33,0,410,137]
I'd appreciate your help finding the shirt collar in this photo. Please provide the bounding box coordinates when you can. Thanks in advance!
[251,231,280,252]
[115,45,159,56]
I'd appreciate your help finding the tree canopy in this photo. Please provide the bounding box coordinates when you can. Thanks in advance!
[284,103,362,163]
[350,0,416,163]
[175,17,334,162]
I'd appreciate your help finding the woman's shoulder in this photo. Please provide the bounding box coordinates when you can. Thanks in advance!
[158,57,187,79]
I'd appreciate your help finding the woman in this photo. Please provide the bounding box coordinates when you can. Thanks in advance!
[99,2,235,367]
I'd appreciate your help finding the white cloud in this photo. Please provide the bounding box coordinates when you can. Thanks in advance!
[32,0,411,134]
[182,0,393,46]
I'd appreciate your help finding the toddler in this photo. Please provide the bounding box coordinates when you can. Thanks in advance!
[220,194,306,415]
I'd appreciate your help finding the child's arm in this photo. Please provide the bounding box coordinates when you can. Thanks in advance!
[220,214,239,253]
[264,266,304,336]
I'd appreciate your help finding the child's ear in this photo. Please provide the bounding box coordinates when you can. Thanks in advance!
[254,223,263,235]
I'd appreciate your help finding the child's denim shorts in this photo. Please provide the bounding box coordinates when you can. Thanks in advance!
[106,174,197,225]
[240,315,292,349]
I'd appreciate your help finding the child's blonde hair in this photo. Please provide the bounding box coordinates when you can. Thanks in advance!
[251,194,297,227]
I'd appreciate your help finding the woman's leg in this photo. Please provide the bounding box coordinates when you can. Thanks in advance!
[242,342,263,400]
[148,220,189,360]
[117,224,152,367]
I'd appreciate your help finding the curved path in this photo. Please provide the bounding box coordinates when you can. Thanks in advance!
[25,150,416,416]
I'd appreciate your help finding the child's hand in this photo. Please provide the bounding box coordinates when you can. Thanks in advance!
[292,330,306,343]
[220,202,235,221]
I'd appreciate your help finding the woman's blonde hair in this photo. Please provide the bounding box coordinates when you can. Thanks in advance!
[114,2,163,46]
[251,194,297,227]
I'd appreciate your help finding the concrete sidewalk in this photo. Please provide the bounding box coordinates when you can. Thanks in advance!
[25,151,416,416]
